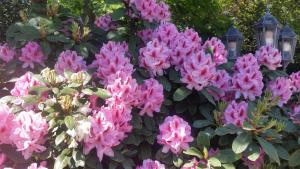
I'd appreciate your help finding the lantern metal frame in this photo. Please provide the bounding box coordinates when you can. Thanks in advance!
[224,25,244,60]
[279,24,298,67]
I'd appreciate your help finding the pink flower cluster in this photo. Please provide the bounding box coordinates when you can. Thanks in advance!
[0,104,15,145]
[0,43,16,62]
[153,23,179,47]
[94,14,113,31]
[203,37,228,65]
[242,148,265,169]
[157,115,193,154]
[0,153,6,168]
[255,45,282,70]
[224,101,248,127]
[54,50,87,74]
[290,71,300,92]
[289,105,300,124]
[232,54,264,101]
[268,77,293,107]
[133,0,171,22]
[209,70,231,101]
[137,28,153,43]
[136,159,165,169]
[139,38,171,76]
[180,50,216,91]
[19,42,45,69]
[137,78,164,116]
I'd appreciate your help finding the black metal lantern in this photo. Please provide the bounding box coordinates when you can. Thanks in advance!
[224,25,243,60]
[254,8,281,49]
[279,24,297,68]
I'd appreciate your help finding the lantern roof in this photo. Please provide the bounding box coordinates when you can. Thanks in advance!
[224,25,243,40]
[279,24,297,39]
[254,9,281,29]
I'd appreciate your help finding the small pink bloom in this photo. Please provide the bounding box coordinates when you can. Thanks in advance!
[136,159,165,169]
[235,53,260,73]
[137,78,164,117]
[94,14,113,31]
[290,71,300,92]
[137,28,153,43]
[134,0,170,22]
[19,42,45,69]
[0,43,16,62]
[268,77,293,107]
[10,111,48,160]
[155,2,171,22]
[54,50,87,74]
[153,22,179,47]
[255,45,282,70]
[242,148,265,169]
[224,101,248,127]
[0,104,15,144]
[139,38,171,76]
[180,49,216,91]
[209,70,231,101]
[289,105,300,124]
[157,115,193,154]
[203,37,228,65]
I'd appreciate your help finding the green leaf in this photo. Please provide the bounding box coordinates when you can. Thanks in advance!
[216,149,241,163]
[47,34,71,43]
[72,151,85,167]
[193,120,213,128]
[54,154,70,169]
[111,8,126,20]
[157,76,171,91]
[244,143,260,161]
[208,157,221,167]
[197,131,210,148]
[276,145,289,160]
[232,132,252,154]
[222,164,236,169]
[168,68,181,83]
[200,88,216,105]
[55,132,66,146]
[173,86,192,101]
[29,86,49,94]
[215,124,241,136]
[121,158,134,169]
[183,147,203,159]
[60,87,77,95]
[173,156,183,167]
[22,95,39,104]
[257,137,280,164]
[94,88,111,99]
[289,149,300,167]
[82,88,94,95]
[64,116,75,129]
[40,41,51,56]
[138,144,151,160]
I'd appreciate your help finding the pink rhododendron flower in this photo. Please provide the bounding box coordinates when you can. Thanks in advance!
[136,159,165,169]
[139,38,171,76]
[290,71,300,92]
[203,37,228,65]
[157,115,193,154]
[137,78,164,117]
[94,14,113,31]
[155,2,171,22]
[224,101,248,127]
[170,28,202,70]
[0,104,15,144]
[54,50,87,74]
[180,49,216,91]
[0,43,16,62]
[89,95,100,110]
[289,105,300,124]
[153,22,179,47]
[84,103,132,161]
[10,72,44,97]
[134,0,170,22]
[209,70,231,101]
[137,28,153,43]
[19,42,45,69]
[10,111,48,160]
[242,148,265,169]
[268,77,293,107]
[0,153,6,168]
[255,45,282,70]
[27,161,47,169]
[234,53,260,73]
[90,41,133,84]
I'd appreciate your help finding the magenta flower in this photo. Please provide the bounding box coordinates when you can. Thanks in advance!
[289,105,300,124]
[209,70,232,101]
[155,2,171,22]
[153,22,179,47]
[10,110,48,160]
[139,38,171,76]
[134,0,170,22]
[242,148,265,169]
[0,43,16,62]
[255,45,282,70]
[54,50,87,74]
[137,28,153,43]
[136,159,165,169]
[180,49,216,91]
[290,71,300,92]
[19,42,45,69]
[235,53,260,73]
[0,153,6,168]
[224,101,248,127]
[0,104,15,144]
[94,14,113,31]
[268,77,293,107]
[203,37,228,65]
[157,115,193,154]
[137,78,164,117]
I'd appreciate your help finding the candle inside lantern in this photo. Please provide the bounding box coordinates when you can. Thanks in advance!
[265,31,274,45]
[228,41,237,51]
[283,41,291,52]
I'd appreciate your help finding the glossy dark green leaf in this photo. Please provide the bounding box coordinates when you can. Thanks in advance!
[257,137,280,164]
[173,86,192,101]
[289,149,300,167]
[193,120,213,128]
[232,132,252,154]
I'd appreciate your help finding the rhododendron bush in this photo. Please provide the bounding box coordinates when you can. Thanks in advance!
[1,0,300,169]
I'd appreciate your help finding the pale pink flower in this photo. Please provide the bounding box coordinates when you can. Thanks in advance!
[27,161,48,169]
[54,50,87,74]
[136,159,165,169]
[290,71,300,92]
[203,37,228,65]
[94,14,113,31]
[224,101,248,127]
[289,105,300,124]
[0,104,15,145]
[235,53,260,73]
[255,45,282,70]
[84,103,132,161]
[134,0,170,22]
[180,49,216,91]
[153,22,179,47]
[10,111,48,160]
[209,70,231,101]
[268,77,293,107]
[137,28,153,43]
[157,115,193,154]
[19,42,45,69]
[90,41,133,84]
[137,78,164,117]
[139,38,171,76]
[242,148,265,169]
[155,2,171,22]
[0,43,16,62]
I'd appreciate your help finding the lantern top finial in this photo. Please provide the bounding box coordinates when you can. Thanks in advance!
[254,5,281,29]
[224,25,243,40]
